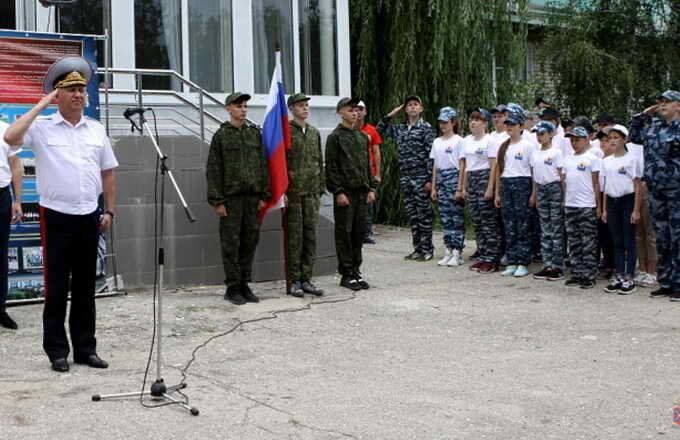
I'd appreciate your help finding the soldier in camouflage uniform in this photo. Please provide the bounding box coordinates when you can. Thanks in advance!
[377,95,436,261]
[285,93,325,297]
[206,92,271,305]
[629,90,680,301]
[326,97,377,291]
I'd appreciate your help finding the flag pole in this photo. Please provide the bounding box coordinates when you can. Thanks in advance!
[275,43,291,295]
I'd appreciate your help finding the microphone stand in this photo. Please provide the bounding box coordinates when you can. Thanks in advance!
[92,109,199,416]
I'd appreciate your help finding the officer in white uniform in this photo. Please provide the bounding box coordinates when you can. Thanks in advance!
[3,56,118,373]
[0,120,23,330]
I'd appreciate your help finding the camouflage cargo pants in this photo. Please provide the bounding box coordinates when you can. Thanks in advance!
[467,169,500,264]
[436,168,465,250]
[536,181,565,269]
[500,176,533,266]
[285,193,320,281]
[219,195,261,286]
[565,207,598,281]
[334,189,368,276]
[400,174,434,254]
[648,188,680,290]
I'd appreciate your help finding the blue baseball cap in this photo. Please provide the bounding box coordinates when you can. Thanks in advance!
[467,107,492,121]
[531,120,556,134]
[658,90,680,102]
[565,126,589,138]
[503,103,526,125]
[490,104,507,114]
[437,106,458,121]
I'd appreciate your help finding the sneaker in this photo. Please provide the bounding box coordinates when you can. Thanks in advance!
[438,249,452,266]
[670,291,680,302]
[469,249,480,261]
[513,265,529,277]
[240,284,260,303]
[502,265,518,276]
[447,249,463,266]
[580,279,596,289]
[478,263,497,274]
[414,252,433,262]
[224,285,247,305]
[301,281,324,296]
[633,272,648,284]
[533,267,553,280]
[650,286,672,298]
[340,275,361,291]
[363,237,377,245]
[604,277,623,293]
[469,261,483,272]
[404,251,418,260]
[564,277,581,287]
[287,280,304,297]
[618,280,636,295]
[353,272,370,290]
[639,273,658,288]
[499,255,508,266]
[547,268,565,281]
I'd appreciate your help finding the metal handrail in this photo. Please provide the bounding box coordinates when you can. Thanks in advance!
[97,68,226,143]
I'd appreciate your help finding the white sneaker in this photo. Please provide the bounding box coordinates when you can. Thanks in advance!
[447,249,462,266]
[438,249,452,266]
[633,272,648,284]
[639,273,657,287]
[500,255,508,266]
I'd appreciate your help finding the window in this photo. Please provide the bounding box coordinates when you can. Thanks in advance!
[299,0,338,95]
[0,1,16,29]
[134,0,182,90]
[188,0,233,93]
[252,0,294,94]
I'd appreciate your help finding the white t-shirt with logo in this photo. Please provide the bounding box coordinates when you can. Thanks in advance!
[531,146,564,185]
[563,153,601,208]
[602,152,640,198]
[430,134,464,170]
[500,139,534,178]
[462,134,496,173]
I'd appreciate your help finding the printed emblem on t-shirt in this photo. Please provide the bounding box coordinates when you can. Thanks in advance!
[617,166,627,175]
[475,146,486,156]
[514,152,524,161]
[445,145,455,154]
[577,162,587,171]
[544,156,554,166]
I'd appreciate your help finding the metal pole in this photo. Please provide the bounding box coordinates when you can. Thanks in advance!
[137,72,143,109]
[198,91,205,143]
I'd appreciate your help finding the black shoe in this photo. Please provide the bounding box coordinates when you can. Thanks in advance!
[547,268,565,281]
[363,237,377,245]
[670,291,680,302]
[533,267,552,280]
[51,358,70,373]
[301,281,324,296]
[604,278,623,293]
[287,281,304,297]
[413,252,433,262]
[0,311,18,329]
[240,284,260,303]
[580,279,595,289]
[353,273,370,290]
[340,275,361,291]
[564,277,581,287]
[404,251,419,260]
[618,280,636,295]
[74,354,109,369]
[224,285,247,305]
[650,286,672,298]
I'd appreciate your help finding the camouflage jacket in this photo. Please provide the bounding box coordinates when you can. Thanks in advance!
[206,121,271,205]
[287,120,325,196]
[629,113,680,191]
[376,116,436,178]
[325,124,375,195]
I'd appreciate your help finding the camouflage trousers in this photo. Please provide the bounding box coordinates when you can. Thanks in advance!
[467,169,500,264]
[334,189,368,276]
[400,174,434,254]
[536,181,565,269]
[565,207,598,281]
[284,193,320,281]
[648,188,680,290]
[219,195,261,286]
[500,177,533,266]
[436,168,465,250]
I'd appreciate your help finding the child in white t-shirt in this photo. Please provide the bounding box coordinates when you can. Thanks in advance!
[601,125,641,294]
[430,107,465,266]
[528,121,565,281]
[493,108,534,277]
[562,126,602,289]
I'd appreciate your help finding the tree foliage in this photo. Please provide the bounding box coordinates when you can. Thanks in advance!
[350,0,529,226]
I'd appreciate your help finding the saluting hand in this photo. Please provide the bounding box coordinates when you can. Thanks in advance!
[387,104,405,118]
[38,90,59,111]
[643,105,659,116]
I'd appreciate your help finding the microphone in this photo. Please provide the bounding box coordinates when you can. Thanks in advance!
[123,107,149,120]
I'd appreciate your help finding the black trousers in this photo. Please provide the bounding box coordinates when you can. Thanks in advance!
[40,207,99,361]
[0,187,11,311]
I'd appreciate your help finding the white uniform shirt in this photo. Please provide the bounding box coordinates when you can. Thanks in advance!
[531,146,564,185]
[563,153,601,208]
[602,152,640,198]
[500,139,534,178]
[429,134,464,170]
[22,112,119,215]
[0,121,22,188]
[462,134,495,172]
[627,142,644,171]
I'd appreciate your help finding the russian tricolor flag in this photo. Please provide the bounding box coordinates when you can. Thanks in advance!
[258,51,291,223]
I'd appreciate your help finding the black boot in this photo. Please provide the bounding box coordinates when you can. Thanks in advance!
[240,284,260,303]
[301,281,324,296]
[224,285,247,305]
[0,311,17,330]
[287,281,304,297]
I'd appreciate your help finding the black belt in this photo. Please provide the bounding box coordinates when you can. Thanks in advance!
[0,185,9,194]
